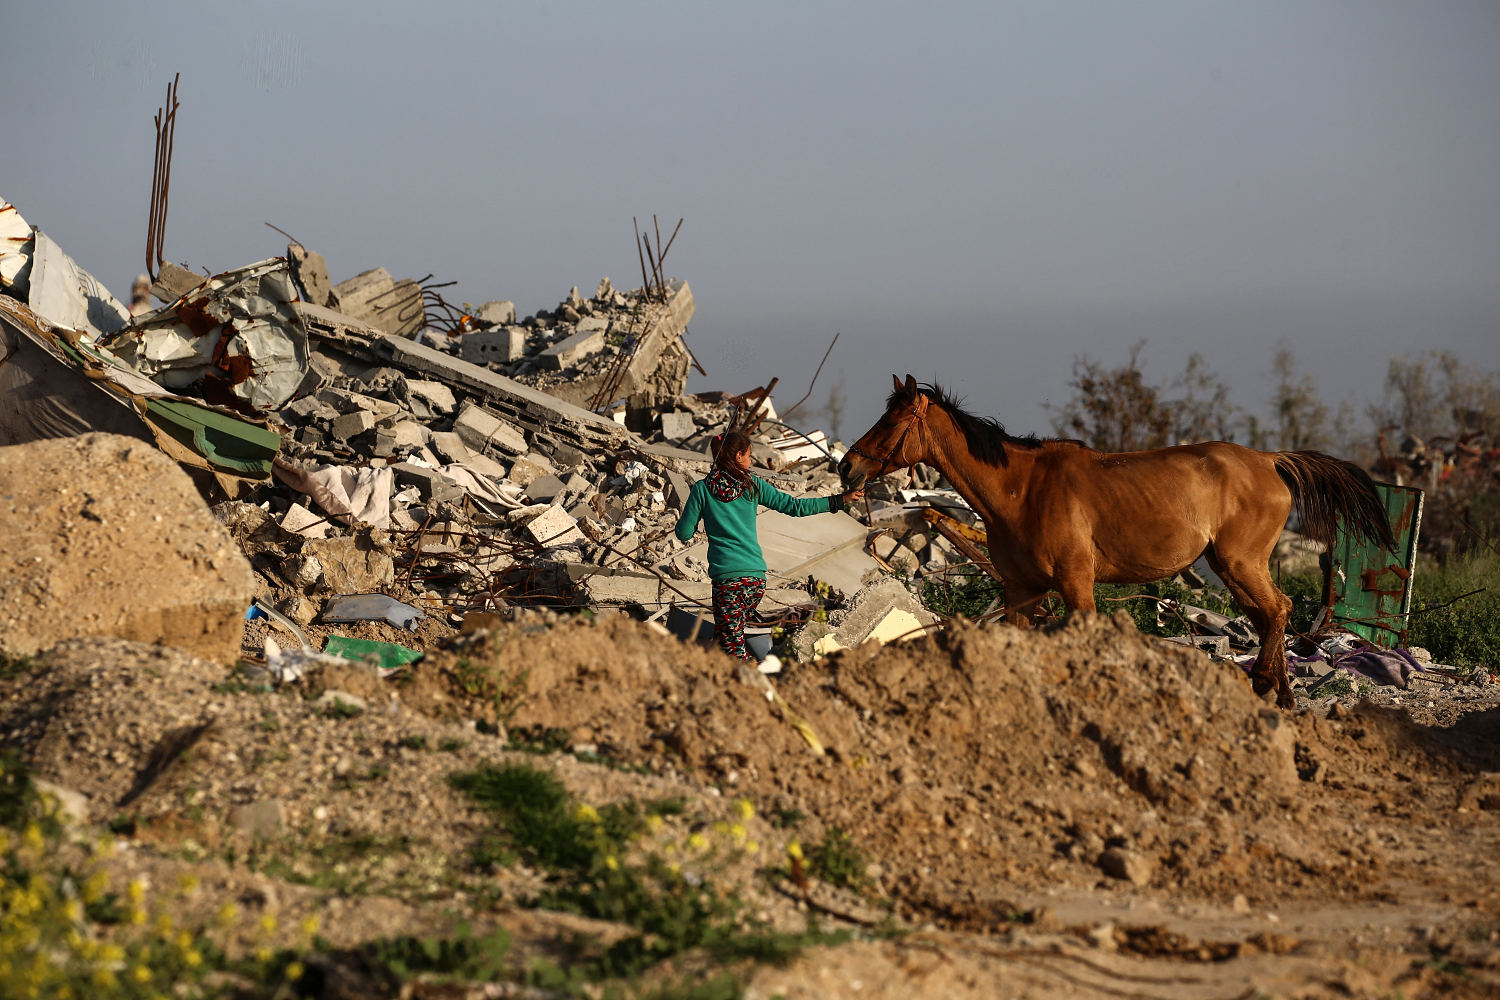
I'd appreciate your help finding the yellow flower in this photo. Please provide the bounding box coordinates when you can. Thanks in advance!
[574,804,600,824]
[603,855,619,871]
[177,873,200,896]
[255,946,274,963]
[22,823,44,853]
[736,799,755,821]
[155,914,174,936]
[786,840,803,860]
[132,965,152,984]
[91,967,117,989]
[687,832,708,851]
[215,902,239,927]
[645,814,664,833]
[99,943,125,964]
[82,871,108,903]
[183,949,202,969]
[299,914,320,938]
[127,879,146,905]
[746,840,760,854]
[729,823,748,843]
[286,961,305,981]
[259,913,279,935]
[128,906,147,926]
[63,899,83,923]
[175,930,194,952]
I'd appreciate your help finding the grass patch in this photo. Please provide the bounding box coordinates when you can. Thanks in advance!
[806,826,869,891]
[1406,552,1500,674]
[450,762,843,986]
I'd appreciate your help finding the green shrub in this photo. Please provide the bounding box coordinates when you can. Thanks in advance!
[1407,552,1500,673]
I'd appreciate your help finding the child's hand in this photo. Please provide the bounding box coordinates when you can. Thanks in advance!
[842,488,864,506]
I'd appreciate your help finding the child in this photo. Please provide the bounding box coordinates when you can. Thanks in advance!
[674,430,863,659]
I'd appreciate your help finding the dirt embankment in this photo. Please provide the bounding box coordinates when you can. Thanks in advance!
[5,612,1500,998]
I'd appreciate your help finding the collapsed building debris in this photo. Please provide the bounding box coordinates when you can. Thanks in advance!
[3,191,1446,692]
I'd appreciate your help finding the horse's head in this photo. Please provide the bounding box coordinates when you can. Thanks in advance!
[839,374,932,489]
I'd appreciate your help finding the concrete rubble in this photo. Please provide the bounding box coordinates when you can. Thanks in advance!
[1,194,964,669]
[3,192,1454,695]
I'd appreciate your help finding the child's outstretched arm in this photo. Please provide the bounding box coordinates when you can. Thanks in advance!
[755,479,862,517]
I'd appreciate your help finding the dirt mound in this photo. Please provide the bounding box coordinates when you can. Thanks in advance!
[403,611,1500,927]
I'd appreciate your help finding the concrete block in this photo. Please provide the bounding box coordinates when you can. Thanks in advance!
[373,420,427,456]
[659,411,696,441]
[507,453,555,488]
[331,409,376,441]
[0,433,256,662]
[521,504,585,548]
[288,244,332,307]
[427,431,474,465]
[453,402,528,456]
[475,300,516,325]
[392,463,466,503]
[539,327,606,370]
[460,327,527,365]
[300,535,396,593]
[405,379,456,415]
[525,474,567,504]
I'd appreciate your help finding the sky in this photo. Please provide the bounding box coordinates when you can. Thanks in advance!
[4,0,1498,443]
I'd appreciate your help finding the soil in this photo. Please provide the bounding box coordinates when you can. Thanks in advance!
[4,610,1499,998]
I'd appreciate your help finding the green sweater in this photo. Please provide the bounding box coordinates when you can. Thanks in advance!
[674,474,843,582]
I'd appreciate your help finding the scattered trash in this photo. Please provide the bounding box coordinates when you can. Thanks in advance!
[322,635,423,671]
[322,594,424,631]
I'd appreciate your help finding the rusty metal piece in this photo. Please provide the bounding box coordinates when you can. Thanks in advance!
[921,506,996,577]
[734,378,779,435]
[145,73,182,281]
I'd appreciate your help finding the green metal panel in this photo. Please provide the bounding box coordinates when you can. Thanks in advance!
[143,397,281,477]
[1326,482,1423,646]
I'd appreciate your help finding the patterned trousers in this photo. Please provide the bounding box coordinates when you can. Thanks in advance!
[711,576,766,659]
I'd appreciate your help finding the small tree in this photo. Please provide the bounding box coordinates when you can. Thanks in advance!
[1048,340,1241,451]
[1269,343,1329,451]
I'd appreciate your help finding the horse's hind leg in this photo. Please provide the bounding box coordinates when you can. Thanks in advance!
[1205,544,1295,708]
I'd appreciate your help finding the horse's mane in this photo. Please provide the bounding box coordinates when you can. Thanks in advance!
[890,382,1044,468]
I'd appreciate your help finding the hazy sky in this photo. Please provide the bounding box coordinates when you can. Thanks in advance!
[4,1,1497,441]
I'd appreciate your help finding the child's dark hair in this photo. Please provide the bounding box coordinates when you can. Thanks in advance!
[712,430,754,483]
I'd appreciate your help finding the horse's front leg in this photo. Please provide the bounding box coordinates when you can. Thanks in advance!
[1055,567,1097,615]
[1002,581,1048,628]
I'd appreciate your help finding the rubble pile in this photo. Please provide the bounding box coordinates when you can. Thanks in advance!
[0,194,956,666]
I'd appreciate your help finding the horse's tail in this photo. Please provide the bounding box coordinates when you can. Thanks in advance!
[1273,451,1396,550]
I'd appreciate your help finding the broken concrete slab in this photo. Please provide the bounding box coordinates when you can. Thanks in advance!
[521,504,586,548]
[659,410,696,442]
[453,402,528,456]
[331,267,423,337]
[373,334,626,446]
[0,432,256,662]
[507,453,557,488]
[540,325,607,370]
[288,244,333,307]
[299,535,396,594]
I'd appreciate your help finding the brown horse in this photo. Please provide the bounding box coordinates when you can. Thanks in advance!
[840,375,1396,708]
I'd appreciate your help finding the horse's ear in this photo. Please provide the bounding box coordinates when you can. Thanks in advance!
[903,374,918,395]
[892,374,903,394]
